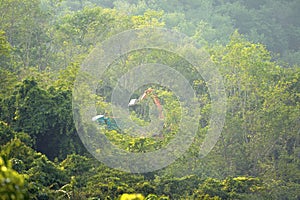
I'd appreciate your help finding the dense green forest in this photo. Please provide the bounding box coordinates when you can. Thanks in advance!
[0,0,299,199]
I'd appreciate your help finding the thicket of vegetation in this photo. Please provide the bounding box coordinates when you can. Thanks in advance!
[0,0,299,199]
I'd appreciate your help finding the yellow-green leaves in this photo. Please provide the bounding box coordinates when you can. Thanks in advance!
[131,10,165,28]
[120,193,145,200]
[0,156,27,200]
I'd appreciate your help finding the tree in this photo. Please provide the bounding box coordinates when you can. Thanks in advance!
[52,6,131,68]
[0,30,12,70]
[208,31,300,182]
[0,155,28,200]
[0,79,85,160]
[0,0,53,69]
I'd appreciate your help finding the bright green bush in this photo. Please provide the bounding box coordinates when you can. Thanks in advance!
[0,156,28,200]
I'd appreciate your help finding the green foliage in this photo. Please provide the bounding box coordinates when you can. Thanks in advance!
[131,10,165,28]
[193,177,263,199]
[0,30,12,70]
[0,156,28,200]
[53,63,80,91]
[0,78,86,160]
[0,0,52,69]
[206,32,300,180]
[0,121,33,147]
[0,69,17,99]
[120,193,144,200]
[0,121,15,146]
[52,6,131,68]
[0,1,299,199]
[59,154,96,189]
[0,138,69,199]
[110,0,300,65]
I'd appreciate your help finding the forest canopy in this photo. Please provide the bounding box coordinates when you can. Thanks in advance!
[0,0,299,199]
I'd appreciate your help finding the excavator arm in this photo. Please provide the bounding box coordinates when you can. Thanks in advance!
[128,88,164,119]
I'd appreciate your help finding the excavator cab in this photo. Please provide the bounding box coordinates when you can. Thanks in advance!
[128,98,138,106]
